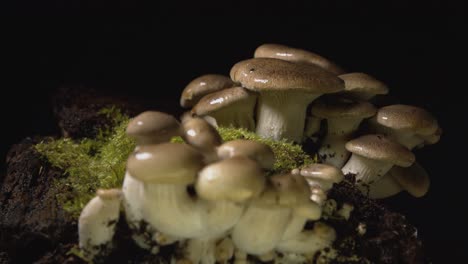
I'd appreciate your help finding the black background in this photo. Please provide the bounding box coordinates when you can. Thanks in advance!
[2,0,467,262]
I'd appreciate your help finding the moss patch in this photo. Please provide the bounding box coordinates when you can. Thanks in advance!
[35,107,135,217]
[36,109,315,217]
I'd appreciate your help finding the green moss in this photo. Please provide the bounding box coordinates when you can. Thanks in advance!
[36,109,315,217]
[35,107,135,217]
[173,126,316,174]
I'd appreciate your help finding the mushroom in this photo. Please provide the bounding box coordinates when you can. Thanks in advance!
[298,163,344,205]
[126,143,206,239]
[230,58,344,142]
[180,74,237,108]
[216,139,275,170]
[369,104,440,149]
[254,43,345,75]
[341,134,415,187]
[192,87,257,131]
[338,72,389,100]
[303,115,323,142]
[126,111,181,146]
[311,96,376,167]
[181,117,223,163]
[232,173,319,256]
[368,162,430,199]
[189,156,266,264]
[78,189,122,259]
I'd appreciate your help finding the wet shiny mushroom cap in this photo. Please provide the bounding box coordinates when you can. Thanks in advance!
[182,117,223,152]
[299,163,344,183]
[254,43,345,75]
[391,162,430,197]
[217,140,275,170]
[192,87,257,116]
[311,96,376,119]
[196,156,266,202]
[338,72,389,100]
[127,143,204,184]
[126,111,181,145]
[230,58,344,94]
[180,74,236,108]
[375,104,439,136]
[345,134,415,167]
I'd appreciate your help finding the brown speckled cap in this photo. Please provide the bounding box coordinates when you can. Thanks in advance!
[180,74,236,108]
[196,156,265,202]
[230,58,344,94]
[375,104,439,136]
[338,72,388,99]
[299,163,344,183]
[192,87,256,116]
[127,143,204,184]
[310,96,376,119]
[126,111,181,145]
[390,162,430,197]
[345,134,415,167]
[217,139,275,170]
[254,43,345,75]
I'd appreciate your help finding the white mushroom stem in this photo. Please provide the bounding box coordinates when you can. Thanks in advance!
[215,237,235,263]
[232,203,292,255]
[255,92,321,142]
[78,190,122,259]
[341,154,394,185]
[141,182,245,264]
[276,222,336,255]
[122,172,159,251]
[208,107,256,131]
[319,118,364,168]
[141,183,206,238]
[365,173,403,199]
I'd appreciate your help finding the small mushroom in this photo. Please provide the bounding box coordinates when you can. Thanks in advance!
[370,104,440,149]
[311,96,376,167]
[181,117,223,163]
[230,58,344,142]
[78,189,122,259]
[216,139,275,170]
[126,143,206,238]
[192,87,257,131]
[126,111,181,146]
[338,72,389,100]
[341,134,415,186]
[180,74,237,108]
[254,43,345,75]
[367,162,430,199]
[299,163,344,205]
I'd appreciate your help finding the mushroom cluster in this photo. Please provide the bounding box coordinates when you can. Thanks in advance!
[181,43,440,199]
[78,43,441,263]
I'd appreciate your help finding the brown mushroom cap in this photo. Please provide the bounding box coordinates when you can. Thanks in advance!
[216,140,275,170]
[182,117,223,152]
[269,173,311,206]
[230,58,344,94]
[375,104,439,136]
[127,143,204,184]
[299,163,344,183]
[196,156,266,202]
[390,162,430,197]
[254,43,345,75]
[192,87,257,116]
[345,134,415,167]
[310,96,376,119]
[338,72,389,98]
[126,111,181,145]
[180,74,236,108]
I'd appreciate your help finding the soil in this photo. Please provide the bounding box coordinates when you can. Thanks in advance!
[0,87,428,263]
